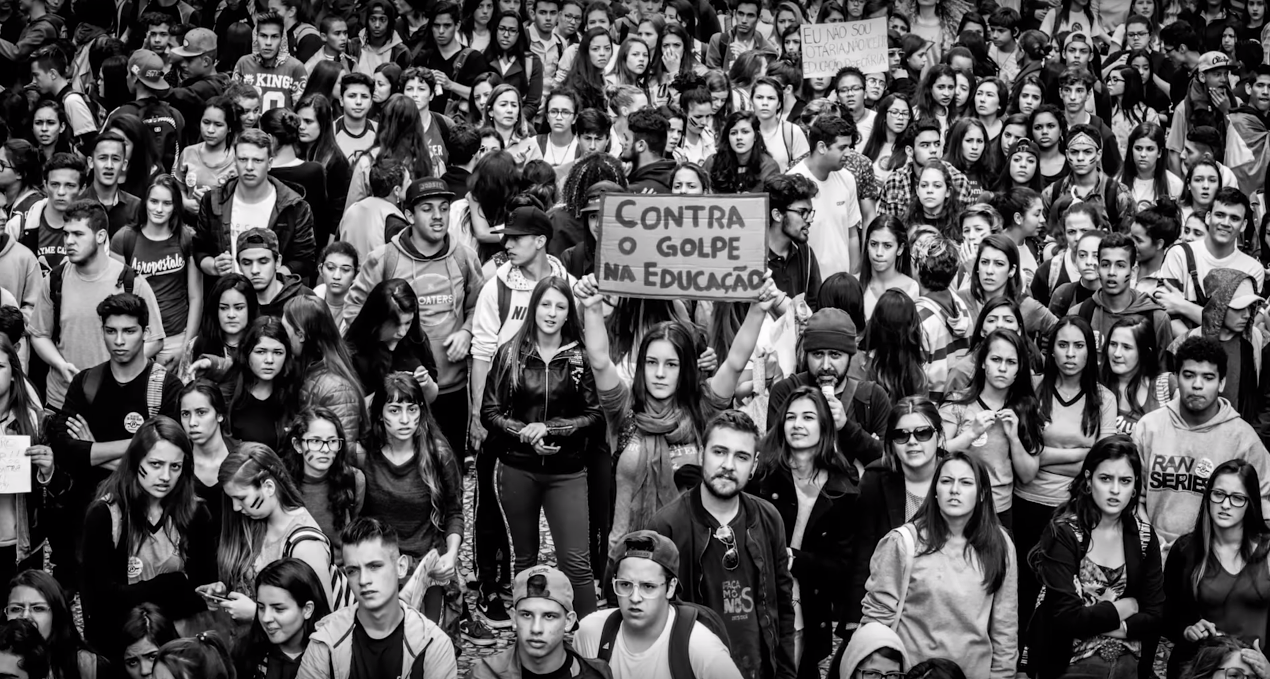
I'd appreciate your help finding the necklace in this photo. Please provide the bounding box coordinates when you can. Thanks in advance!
[792,467,823,485]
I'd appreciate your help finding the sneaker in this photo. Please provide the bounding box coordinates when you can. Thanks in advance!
[497,581,513,603]
[477,592,512,628]
[460,618,498,646]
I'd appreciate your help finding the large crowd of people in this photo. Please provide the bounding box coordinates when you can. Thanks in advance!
[0,0,1267,677]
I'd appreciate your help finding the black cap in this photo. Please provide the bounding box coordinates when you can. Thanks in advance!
[497,206,553,239]
[404,177,454,209]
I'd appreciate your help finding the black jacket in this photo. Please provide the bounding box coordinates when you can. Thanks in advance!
[627,159,678,194]
[766,373,890,468]
[748,467,855,664]
[480,341,603,474]
[194,176,318,282]
[647,486,797,679]
[845,460,908,630]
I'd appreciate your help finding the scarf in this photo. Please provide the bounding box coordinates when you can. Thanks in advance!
[626,400,698,533]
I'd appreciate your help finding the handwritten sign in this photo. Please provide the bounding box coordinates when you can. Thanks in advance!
[595,193,769,301]
[801,18,888,79]
[0,436,31,494]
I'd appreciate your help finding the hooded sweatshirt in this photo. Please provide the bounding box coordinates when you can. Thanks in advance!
[839,623,910,678]
[627,159,678,194]
[470,256,575,364]
[257,273,316,319]
[338,196,404,261]
[353,22,409,77]
[1077,288,1173,367]
[341,232,485,394]
[1135,397,1270,559]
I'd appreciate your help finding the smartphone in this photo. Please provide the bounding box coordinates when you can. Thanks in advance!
[201,592,229,603]
[540,443,561,454]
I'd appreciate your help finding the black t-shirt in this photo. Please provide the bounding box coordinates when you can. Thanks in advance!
[350,617,405,679]
[524,660,575,679]
[698,505,765,679]
[103,191,141,237]
[231,390,285,451]
[260,646,302,679]
[423,46,489,115]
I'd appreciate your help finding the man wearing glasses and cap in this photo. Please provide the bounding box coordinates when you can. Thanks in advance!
[647,410,796,679]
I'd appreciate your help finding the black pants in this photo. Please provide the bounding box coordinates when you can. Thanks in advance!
[587,443,612,581]
[1014,497,1057,640]
[474,446,510,590]
[431,389,469,459]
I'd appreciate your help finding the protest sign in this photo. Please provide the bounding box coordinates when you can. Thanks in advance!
[0,436,31,494]
[595,193,769,301]
[800,18,888,78]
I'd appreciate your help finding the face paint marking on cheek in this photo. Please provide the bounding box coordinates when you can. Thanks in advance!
[137,465,148,479]
[250,495,264,510]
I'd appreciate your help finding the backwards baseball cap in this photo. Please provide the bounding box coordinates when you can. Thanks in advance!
[496,206,553,239]
[1228,277,1263,311]
[171,28,217,58]
[1198,51,1232,73]
[803,308,858,355]
[236,227,279,256]
[581,180,624,215]
[513,565,574,613]
[127,50,170,92]
[610,530,679,574]
[404,177,454,209]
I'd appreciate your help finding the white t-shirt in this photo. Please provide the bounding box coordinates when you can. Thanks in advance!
[574,608,743,679]
[788,160,863,277]
[761,122,810,173]
[1157,239,1266,304]
[229,186,278,269]
[852,109,876,153]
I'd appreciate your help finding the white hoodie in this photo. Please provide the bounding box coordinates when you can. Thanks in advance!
[470,255,574,363]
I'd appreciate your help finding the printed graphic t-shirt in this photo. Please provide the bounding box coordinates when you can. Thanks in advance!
[699,505,764,679]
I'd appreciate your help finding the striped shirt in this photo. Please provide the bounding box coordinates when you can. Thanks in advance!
[916,293,972,402]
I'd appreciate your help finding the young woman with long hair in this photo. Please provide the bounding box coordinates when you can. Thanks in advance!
[573,270,782,544]
[1120,121,1182,211]
[344,279,438,403]
[1015,316,1119,634]
[175,96,238,216]
[536,89,583,170]
[860,452,1019,677]
[1125,49,1170,114]
[1179,154,1221,224]
[283,295,368,445]
[649,24,705,108]
[861,94,912,183]
[458,150,521,262]
[1100,315,1175,435]
[459,0,494,50]
[960,234,1058,346]
[563,27,614,112]
[944,117,994,197]
[704,111,780,194]
[991,137,1044,192]
[344,94,434,211]
[751,76,808,173]
[362,373,463,622]
[1107,66,1159,161]
[481,276,602,617]
[178,380,237,538]
[118,604,178,679]
[232,558,331,679]
[905,159,963,241]
[972,77,1008,144]
[370,63,404,116]
[1030,104,1069,187]
[944,296,1038,397]
[223,317,302,452]
[1027,434,1164,678]
[110,173,200,369]
[704,69,738,139]
[912,64,958,136]
[296,93,352,239]
[991,114,1032,178]
[283,408,364,564]
[183,274,258,378]
[463,72,502,127]
[151,632,235,679]
[79,417,216,656]
[1178,636,1270,679]
[941,328,1044,529]
[260,108,330,245]
[1164,460,1270,678]
[673,74,716,165]
[860,215,919,321]
[483,83,540,164]
[861,290,929,401]
[5,570,109,679]
[202,443,336,623]
[483,11,544,123]
[749,385,856,679]
[951,68,977,122]
[28,100,72,163]
[606,36,650,92]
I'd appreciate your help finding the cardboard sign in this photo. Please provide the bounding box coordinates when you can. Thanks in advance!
[595,193,769,301]
[801,18,888,79]
[0,436,31,494]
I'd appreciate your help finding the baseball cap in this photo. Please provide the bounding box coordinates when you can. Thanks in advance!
[512,565,574,613]
[1198,51,1232,73]
[236,227,279,256]
[496,206,553,238]
[581,180,623,215]
[609,530,679,574]
[170,28,217,58]
[128,50,170,92]
[404,177,454,209]
[1228,278,1262,311]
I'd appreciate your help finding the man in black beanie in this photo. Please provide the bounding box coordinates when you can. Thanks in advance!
[766,308,890,470]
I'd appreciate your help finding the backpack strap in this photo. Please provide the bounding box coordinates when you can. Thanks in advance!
[497,278,512,325]
[107,500,122,548]
[1103,180,1122,229]
[453,47,473,76]
[284,525,333,560]
[146,362,167,419]
[1181,242,1207,306]
[1047,253,1064,295]
[83,364,107,409]
[1077,297,1096,324]
[596,610,623,663]
[50,263,66,345]
[667,604,701,679]
[115,228,139,266]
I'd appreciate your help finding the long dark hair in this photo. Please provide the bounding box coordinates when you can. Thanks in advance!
[565,27,613,110]
[119,603,178,671]
[372,94,434,179]
[1110,65,1148,125]
[193,273,259,358]
[883,396,945,473]
[141,173,189,239]
[234,558,331,677]
[605,298,688,364]
[913,452,1011,593]
[862,290,928,400]
[969,234,1023,303]
[858,215,912,290]
[633,321,711,436]
[216,443,308,592]
[283,295,366,410]
[861,93,910,162]
[1187,459,1270,598]
[228,317,301,435]
[1054,433,1145,535]
[954,328,1043,455]
[297,93,346,167]
[368,373,458,533]
[179,379,231,441]
[709,111,768,194]
[1098,315,1162,421]
[1037,316,1106,438]
[943,117,996,188]
[7,570,94,679]
[0,336,39,439]
[483,9,531,63]
[756,385,853,483]
[1119,120,1169,202]
[500,277,584,391]
[94,417,201,561]
[344,278,429,359]
[914,64,956,119]
[284,407,358,532]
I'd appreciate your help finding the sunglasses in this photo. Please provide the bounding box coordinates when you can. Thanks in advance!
[714,525,739,571]
[889,427,937,443]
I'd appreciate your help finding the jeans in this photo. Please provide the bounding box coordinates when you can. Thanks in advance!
[496,462,597,616]
[1060,653,1139,679]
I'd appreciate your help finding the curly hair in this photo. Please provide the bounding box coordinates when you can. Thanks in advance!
[561,152,627,217]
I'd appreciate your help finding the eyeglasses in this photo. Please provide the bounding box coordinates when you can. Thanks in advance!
[837,85,864,94]
[1126,30,1149,39]
[612,579,668,598]
[714,525,739,571]
[497,25,519,34]
[888,108,910,118]
[0,161,12,172]
[301,438,344,452]
[1210,489,1250,508]
[4,604,50,617]
[548,109,575,117]
[857,672,907,679]
[785,207,815,221]
[889,427,937,443]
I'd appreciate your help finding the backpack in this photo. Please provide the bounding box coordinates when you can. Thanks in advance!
[283,525,356,611]
[116,99,182,172]
[49,262,137,345]
[80,361,167,416]
[1165,241,1208,307]
[596,602,731,679]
